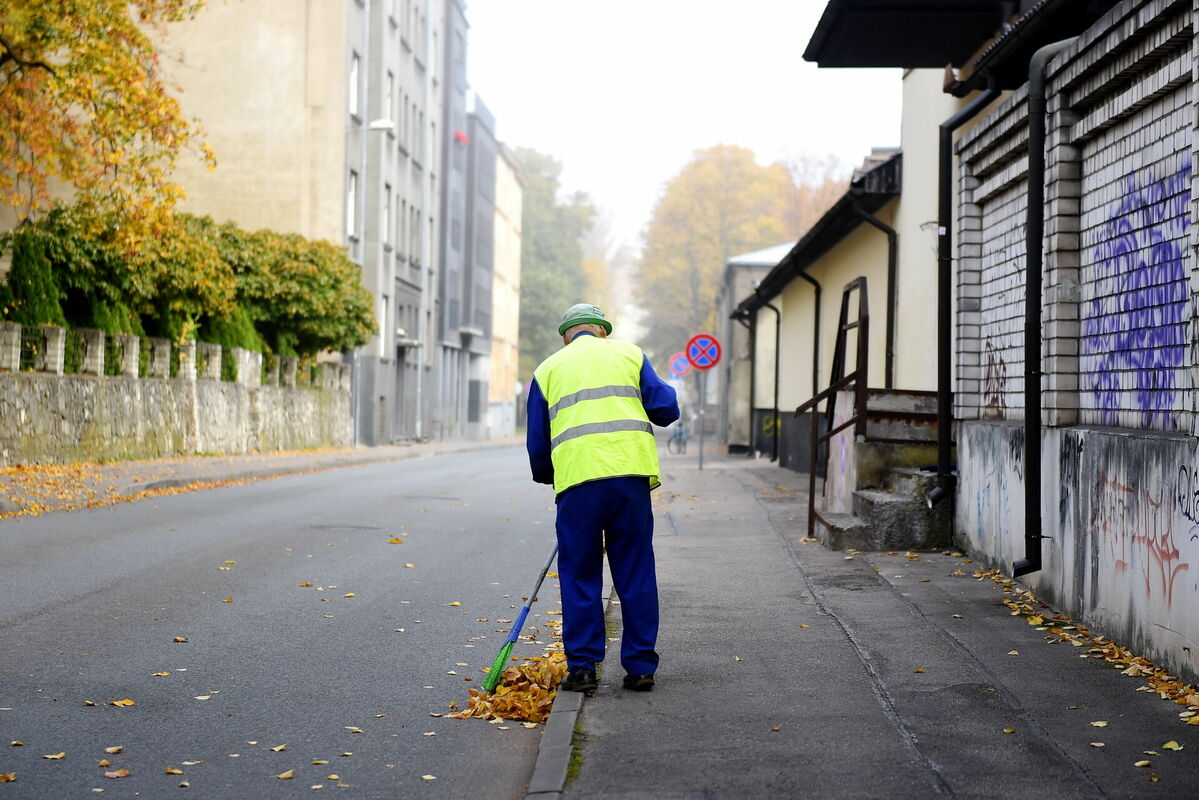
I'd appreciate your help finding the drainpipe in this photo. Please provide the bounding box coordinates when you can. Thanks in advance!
[733,312,753,456]
[1014,37,1077,579]
[763,300,781,462]
[928,75,1000,511]
[798,272,822,397]
[746,311,758,457]
[852,203,897,388]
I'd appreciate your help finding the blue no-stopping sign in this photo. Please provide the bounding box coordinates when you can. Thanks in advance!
[669,352,691,377]
[685,333,722,371]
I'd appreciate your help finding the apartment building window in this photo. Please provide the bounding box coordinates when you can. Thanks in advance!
[411,208,421,261]
[399,199,408,260]
[347,170,359,241]
[349,52,361,119]
[385,71,395,126]
[383,183,392,248]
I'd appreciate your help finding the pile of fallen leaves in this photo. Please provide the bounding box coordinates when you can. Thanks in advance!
[971,566,1199,727]
[450,651,567,724]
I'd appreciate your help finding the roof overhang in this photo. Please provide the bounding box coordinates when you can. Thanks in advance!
[803,0,1014,68]
[733,151,902,318]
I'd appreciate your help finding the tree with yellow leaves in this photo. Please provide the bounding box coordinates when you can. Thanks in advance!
[635,145,796,359]
[0,0,212,235]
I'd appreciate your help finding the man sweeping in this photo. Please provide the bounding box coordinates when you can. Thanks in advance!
[526,303,679,693]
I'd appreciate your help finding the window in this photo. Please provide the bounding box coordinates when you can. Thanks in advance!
[399,199,408,259]
[385,71,395,125]
[349,52,361,119]
[382,183,392,247]
[347,170,358,240]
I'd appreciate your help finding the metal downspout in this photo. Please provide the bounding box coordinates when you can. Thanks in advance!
[852,203,897,388]
[747,312,758,457]
[734,313,753,456]
[798,272,822,398]
[1014,37,1077,579]
[930,76,1000,510]
[763,301,781,462]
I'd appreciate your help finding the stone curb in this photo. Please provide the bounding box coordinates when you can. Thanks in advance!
[523,580,613,800]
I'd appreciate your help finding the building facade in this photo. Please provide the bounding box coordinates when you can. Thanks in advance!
[488,146,524,439]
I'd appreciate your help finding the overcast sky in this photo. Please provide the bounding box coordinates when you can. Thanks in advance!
[466,0,903,251]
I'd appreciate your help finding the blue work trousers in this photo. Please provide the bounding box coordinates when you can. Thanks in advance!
[555,476,660,676]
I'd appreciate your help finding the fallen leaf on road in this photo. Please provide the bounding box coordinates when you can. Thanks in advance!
[42,752,65,760]
[110,698,135,707]
[1007,651,1020,656]
[1163,740,1183,751]
[181,760,204,765]
[0,773,13,782]
[914,668,925,673]
[344,727,362,734]
[521,722,538,729]
[1134,760,1151,768]
[224,561,235,565]
[151,672,170,677]
[299,582,313,587]
[1003,728,1015,734]
[343,593,355,598]
[194,696,211,701]
[404,563,416,568]
[1090,742,1104,747]
[421,775,436,780]
[1090,721,1109,727]
[422,732,435,737]
[429,713,443,717]
[165,767,184,775]
[271,745,287,752]
[104,769,130,779]
[799,624,810,628]
[340,752,352,757]
[449,602,461,606]
[1147,774,1160,782]
[9,741,22,746]
[734,657,742,662]
[217,567,231,571]
[84,700,97,706]
[223,597,233,603]
[388,537,404,544]
[326,774,339,780]
[770,727,780,732]
[98,759,110,767]
[179,781,189,788]
[275,769,295,779]
[173,637,188,643]
[104,747,122,755]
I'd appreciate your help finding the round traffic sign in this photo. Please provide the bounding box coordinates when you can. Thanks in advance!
[669,352,691,377]
[685,333,722,371]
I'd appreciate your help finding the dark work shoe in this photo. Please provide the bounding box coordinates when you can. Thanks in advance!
[560,667,598,693]
[622,674,655,691]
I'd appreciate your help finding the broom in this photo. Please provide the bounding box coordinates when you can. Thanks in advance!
[482,544,559,692]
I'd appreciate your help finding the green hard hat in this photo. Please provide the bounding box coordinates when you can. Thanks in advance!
[558,303,612,336]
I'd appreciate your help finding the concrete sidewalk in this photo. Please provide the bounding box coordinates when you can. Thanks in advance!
[550,450,1199,799]
[0,437,519,518]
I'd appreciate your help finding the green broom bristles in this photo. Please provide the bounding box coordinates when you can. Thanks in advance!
[482,641,514,692]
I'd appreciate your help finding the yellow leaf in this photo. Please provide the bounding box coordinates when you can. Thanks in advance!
[388,537,404,544]
[224,561,236,565]
[404,563,416,568]
[1090,721,1108,727]
[223,597,234,603]
[421,774,437,780]
[1007,651,1020,656]
[1163,740,1183,750]
[173,637,188,643]
[1134,760,1151,768]
[299,582,313,587]
[165,767,184,775]
[151,672,170,677]
[799,624,810,628]
[104,747,122,754]
[0,773,14,782]
[275,769,295,779]
[1090,742,1104,747]
[327,774,339,780]
[344,727,362,733]
[449,602,461,606]
[770,726,780,732]
[104,768,131,779]
[271,744,287,752]
[111,698,135,707]
[312,760,329,765]
[98,759,110,767]
[9,741,22,746]
[1027,615,1044,625]
[343,593,356,598]
[42,752,66,760]
[1002,728,1015,734]
[913,668,925,673]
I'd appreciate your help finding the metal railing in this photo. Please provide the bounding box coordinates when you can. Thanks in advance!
[794,276,870,539]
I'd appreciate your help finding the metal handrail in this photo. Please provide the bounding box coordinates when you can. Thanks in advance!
[794,277,869,539]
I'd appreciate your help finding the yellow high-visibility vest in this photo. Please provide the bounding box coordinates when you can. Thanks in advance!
[533,335,660,496]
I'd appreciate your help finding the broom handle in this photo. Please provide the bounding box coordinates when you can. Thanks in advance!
[506,544,559,645]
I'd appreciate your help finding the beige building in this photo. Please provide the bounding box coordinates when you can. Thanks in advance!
[487,145,524,438]
[158,0,444,445]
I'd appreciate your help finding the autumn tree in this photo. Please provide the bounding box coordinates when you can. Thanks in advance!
[635,145,795,359]
[0,0,212,237]
[784,153,849,238]
[512,148,596,377]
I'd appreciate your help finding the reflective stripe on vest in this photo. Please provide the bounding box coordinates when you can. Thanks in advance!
[533,336,661,495]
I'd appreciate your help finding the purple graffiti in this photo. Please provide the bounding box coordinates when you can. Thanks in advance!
[1082,159,1191,428]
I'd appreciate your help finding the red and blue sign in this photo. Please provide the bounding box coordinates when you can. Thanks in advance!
[686,333,721,371]
[669,352,691,377]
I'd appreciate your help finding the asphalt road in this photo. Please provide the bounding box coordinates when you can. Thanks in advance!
[0,445,560,799]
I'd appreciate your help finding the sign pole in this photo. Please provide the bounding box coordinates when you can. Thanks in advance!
[698,370,706,471]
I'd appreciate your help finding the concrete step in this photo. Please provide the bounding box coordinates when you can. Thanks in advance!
[865,388,938,415]
[886,466,938,498]
[813,510,874,552]
[852,488,951,550]
[864,413,938,443]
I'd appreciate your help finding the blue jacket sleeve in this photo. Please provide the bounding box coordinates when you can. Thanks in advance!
[640,356,680,427]
[526,378,554,485]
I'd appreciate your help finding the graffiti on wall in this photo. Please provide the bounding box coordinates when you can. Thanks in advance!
[1091,471,1190,608]
[1082,159,1191,428]
[982,339,1008,418]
